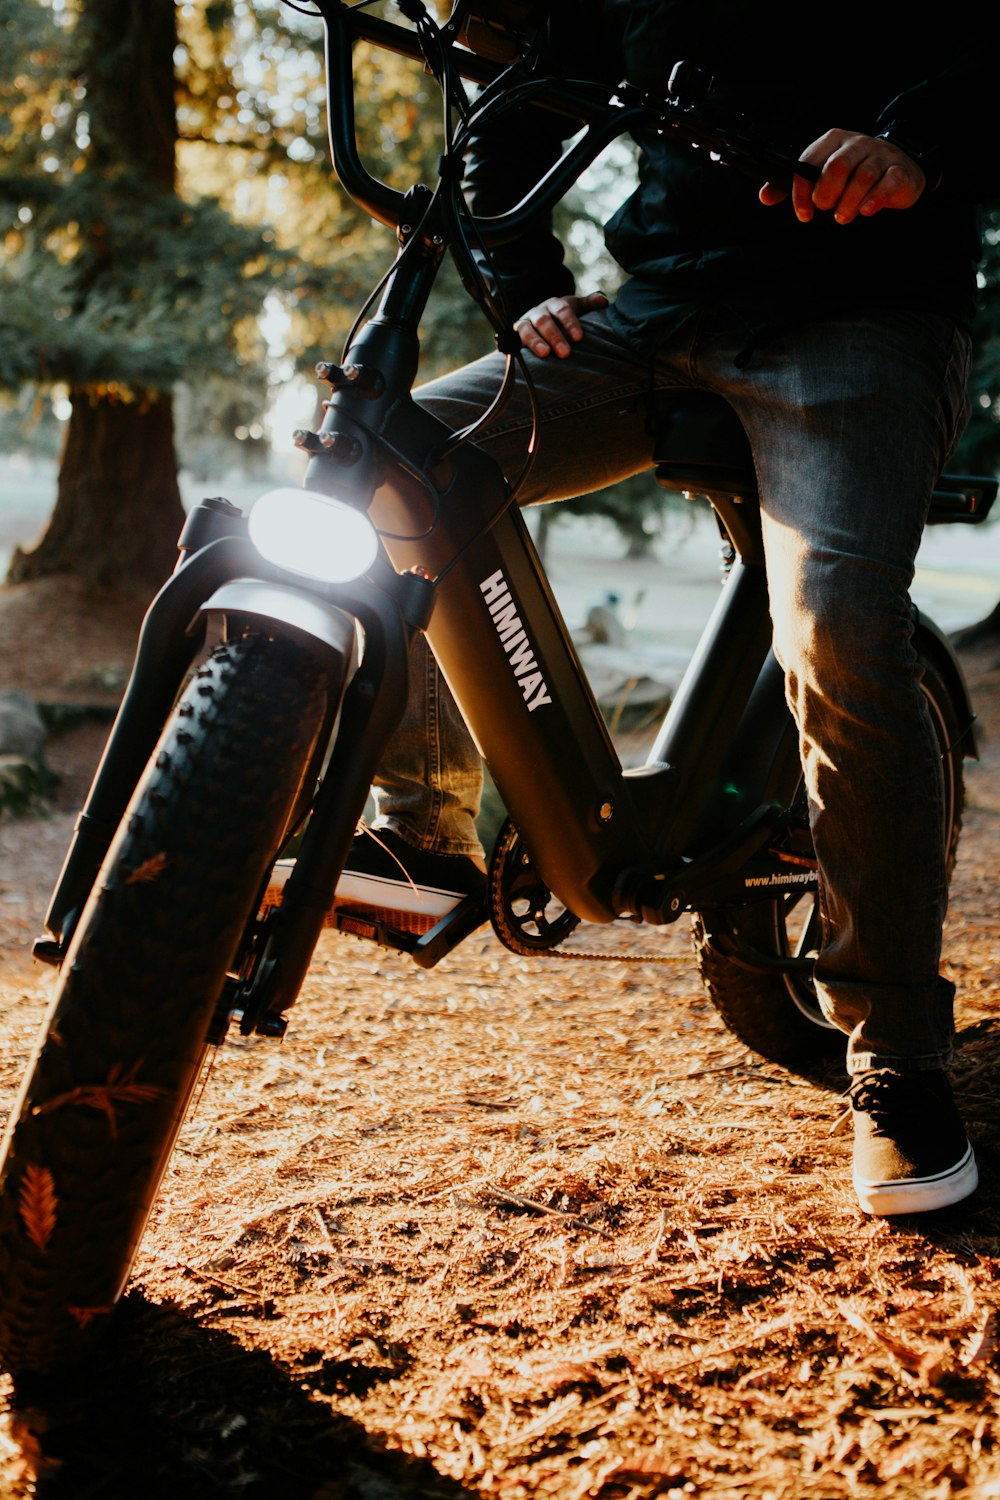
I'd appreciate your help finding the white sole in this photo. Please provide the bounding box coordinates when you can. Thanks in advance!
[854,1141,978,1216]
[334,869,462,918]
[264,858,462,919]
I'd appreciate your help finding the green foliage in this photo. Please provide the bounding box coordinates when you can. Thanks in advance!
[0,0,281,403]
[0,186,278,392]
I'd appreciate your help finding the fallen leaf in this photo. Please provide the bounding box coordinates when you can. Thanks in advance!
[125,852,169,884]
[19,1163,58,1252]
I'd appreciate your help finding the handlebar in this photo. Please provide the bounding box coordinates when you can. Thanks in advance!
[310,0,817,236]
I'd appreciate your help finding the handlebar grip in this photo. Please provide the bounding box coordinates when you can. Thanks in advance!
[792,160,821,184]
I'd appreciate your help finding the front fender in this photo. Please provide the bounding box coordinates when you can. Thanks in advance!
[200,579,359,665]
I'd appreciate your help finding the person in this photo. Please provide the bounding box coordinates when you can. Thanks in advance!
[334,1,993,1216]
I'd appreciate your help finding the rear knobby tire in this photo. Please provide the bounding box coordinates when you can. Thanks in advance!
[0,631,328,1380]
[692,651,967,1065]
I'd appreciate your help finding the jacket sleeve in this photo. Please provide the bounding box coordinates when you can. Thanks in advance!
[873,43,1000,201]
[457,0,615,315]
[460,101,578,316]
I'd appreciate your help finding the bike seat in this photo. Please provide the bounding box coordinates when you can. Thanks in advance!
[653,392,756,499]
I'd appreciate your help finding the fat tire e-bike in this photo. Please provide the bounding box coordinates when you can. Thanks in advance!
[0,0,995,1380]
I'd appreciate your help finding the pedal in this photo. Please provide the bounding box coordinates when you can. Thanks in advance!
[412,892,489,969]
[329,907,419,954]
[328,892,487,967]
[262,860,487,966]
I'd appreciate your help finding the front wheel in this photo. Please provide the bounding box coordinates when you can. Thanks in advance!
[0,631,329,1380]
[692,651,968,1065]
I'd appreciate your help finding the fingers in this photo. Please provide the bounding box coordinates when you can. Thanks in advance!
[515,291,608,357]
[759,181,788,206]
[785,129,926,224]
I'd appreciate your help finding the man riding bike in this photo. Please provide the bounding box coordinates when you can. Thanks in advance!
[337,0,993,1217]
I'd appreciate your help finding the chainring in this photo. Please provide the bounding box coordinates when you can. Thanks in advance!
[488,818,580,956]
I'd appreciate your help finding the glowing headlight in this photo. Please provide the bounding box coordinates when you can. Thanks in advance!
[248,487,379,584]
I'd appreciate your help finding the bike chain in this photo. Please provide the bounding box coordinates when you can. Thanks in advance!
[487,818,692,966]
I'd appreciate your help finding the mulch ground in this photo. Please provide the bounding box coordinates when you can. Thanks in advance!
[1,609,1000,1498]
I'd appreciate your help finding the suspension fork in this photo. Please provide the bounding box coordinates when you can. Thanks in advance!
[233,571,422,1034]
[38,524,257,957]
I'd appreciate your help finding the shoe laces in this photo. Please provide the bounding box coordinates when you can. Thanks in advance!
[846,1071,910,1121]
[356,821,421,898]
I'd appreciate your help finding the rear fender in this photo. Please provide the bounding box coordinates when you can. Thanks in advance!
[913,609,978,759]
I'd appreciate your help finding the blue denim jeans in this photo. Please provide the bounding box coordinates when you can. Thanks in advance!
[372,304,971,1074]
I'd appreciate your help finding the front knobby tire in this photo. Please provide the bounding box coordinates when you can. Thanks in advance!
[0,631,328,1381]
[692,652,967,1065]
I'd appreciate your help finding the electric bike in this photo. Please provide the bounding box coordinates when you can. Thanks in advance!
[0,0,994,1379]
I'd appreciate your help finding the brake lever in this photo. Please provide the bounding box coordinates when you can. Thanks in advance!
[620,63,821,194]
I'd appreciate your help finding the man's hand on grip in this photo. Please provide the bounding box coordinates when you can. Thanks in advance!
[760,129,927,224]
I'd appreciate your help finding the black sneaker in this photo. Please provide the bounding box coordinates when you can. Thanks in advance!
[849,1068,978,1216]
[333,827,486,937]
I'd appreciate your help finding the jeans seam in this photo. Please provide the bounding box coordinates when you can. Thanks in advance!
[478,377,681,441]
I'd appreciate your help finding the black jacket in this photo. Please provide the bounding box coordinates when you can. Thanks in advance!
[464,1,991,343]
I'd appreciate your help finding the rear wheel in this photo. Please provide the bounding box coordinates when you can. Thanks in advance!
[692,652,967,1064]
[0,631,328,1380]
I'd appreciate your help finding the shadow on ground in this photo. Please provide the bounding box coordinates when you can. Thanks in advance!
[3,1293,471,1499]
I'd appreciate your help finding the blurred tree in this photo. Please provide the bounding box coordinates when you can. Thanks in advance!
[0,0,497,602]
[0,0,282,595]
[1,0,177,593]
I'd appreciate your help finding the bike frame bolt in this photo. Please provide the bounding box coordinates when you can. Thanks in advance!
[318,432,362,464]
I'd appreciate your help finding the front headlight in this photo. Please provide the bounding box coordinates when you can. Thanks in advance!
[248,487,379,584]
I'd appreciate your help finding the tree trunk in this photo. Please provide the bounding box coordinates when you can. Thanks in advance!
[6,0,184,603]
[8,391,184,599]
